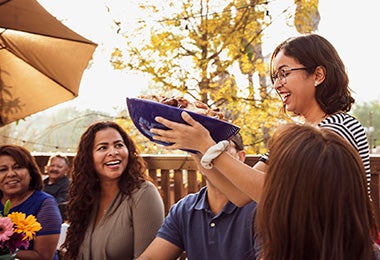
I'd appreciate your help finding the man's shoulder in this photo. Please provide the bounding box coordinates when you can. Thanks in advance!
[168,187,206,213]
[57,176,70,185]
[177,190,204,205]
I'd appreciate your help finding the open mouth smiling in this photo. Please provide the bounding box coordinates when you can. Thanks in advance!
[278,91,291,102]
[6,179,19,185]
[105,160,121,166]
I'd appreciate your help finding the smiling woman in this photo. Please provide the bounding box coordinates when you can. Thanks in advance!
[61,121,164,260]
[0,144,62,260]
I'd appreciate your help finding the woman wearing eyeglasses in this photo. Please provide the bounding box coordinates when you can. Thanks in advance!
[148,34,371,206]
[264,33,371,194]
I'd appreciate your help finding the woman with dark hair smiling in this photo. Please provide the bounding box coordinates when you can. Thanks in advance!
[149,34,371,206]
[61,121,164,260]
[0,144,62,259]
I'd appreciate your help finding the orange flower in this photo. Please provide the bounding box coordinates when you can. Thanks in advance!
[8,212,41,241]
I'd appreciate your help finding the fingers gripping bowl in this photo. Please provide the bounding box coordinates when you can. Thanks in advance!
[126,97,240,153]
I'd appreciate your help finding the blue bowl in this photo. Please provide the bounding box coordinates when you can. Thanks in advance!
[126,97,240,153]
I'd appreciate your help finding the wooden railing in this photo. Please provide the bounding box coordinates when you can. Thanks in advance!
[34,154,380,224]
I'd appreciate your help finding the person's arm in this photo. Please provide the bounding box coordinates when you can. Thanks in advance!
[151,112,265,202]
[211,151,265,202]
[16,197,61,260]
[253,160,268,173]
[191,153,253,206]
[137,237,183,260]
[16,234,60,260]
[133,181,165,258]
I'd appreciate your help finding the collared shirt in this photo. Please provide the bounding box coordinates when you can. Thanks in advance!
[157,186,257,260]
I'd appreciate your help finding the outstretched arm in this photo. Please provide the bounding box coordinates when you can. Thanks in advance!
[151,111,265,202]
[137,237,183,260]
[191,152,253,206]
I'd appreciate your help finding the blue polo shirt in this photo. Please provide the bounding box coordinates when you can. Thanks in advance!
[157,186,257,260]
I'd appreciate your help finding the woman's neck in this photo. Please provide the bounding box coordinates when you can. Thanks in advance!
[303,107,328,125]
[2,190,34,208]
[100,180,119,198]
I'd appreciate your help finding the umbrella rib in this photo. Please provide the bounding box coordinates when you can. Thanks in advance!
[0,0,98,126]
[0,40,90,97]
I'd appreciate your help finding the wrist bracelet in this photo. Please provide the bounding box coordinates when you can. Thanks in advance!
[200,140,230,169]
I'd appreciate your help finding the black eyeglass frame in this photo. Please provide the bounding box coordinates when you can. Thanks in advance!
[271,67,312,84]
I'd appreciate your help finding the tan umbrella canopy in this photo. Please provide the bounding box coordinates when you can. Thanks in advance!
[0,0,98,126]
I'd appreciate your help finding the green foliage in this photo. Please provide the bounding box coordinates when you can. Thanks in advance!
[352,101,380,148]
[0,105,185,155]
[294,0,320,33]
[0,107,115,153]
[110,0,320,153]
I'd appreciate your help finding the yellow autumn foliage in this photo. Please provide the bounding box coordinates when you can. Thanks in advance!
[111,0,319,154]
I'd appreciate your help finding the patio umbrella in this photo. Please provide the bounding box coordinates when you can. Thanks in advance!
[0,0,98,126]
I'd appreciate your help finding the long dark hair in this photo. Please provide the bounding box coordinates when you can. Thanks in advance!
[0,144,43,198]
[255,124,378,260]
[270,34,354,114]
[62,121,148,259]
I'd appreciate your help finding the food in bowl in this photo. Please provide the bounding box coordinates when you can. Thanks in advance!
[138,95,224,120]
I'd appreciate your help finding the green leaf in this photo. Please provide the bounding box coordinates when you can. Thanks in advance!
[4,199,10,216]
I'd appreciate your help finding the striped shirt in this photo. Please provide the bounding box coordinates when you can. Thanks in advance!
[260,112,371,194]
[318,112,371,194]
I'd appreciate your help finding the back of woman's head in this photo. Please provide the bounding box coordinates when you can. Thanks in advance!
[270,34,354,114]
[0,144,43,196]
[256,124,377,260]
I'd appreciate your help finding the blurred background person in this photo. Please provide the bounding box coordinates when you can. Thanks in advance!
[43,154,70,221]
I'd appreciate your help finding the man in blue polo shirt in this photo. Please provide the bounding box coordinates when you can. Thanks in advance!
[137,133,257,260]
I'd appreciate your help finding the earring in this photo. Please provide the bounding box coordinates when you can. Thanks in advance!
[315,82,318,87]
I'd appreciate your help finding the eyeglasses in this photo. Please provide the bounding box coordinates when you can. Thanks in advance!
[271,67,310,85]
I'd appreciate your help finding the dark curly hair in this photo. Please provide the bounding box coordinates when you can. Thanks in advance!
[0,144,43,198]
[270,34,355,115]
[61,121,148,259]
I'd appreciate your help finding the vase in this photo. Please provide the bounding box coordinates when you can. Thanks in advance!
[0,254,16,260]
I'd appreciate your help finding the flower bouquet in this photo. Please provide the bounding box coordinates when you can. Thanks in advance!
[0,200,41,258]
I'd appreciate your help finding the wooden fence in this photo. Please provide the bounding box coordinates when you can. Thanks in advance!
[34,154,380,224]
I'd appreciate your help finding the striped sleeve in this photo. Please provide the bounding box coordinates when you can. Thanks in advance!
[36,196,62,236]
[259,152,269,163]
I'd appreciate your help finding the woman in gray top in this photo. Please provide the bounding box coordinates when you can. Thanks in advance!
[61,121,164,260]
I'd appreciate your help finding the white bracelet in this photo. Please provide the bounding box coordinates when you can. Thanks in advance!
[200,140,230,169]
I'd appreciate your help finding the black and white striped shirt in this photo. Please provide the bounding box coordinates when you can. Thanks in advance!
[259,112,371,194]
[318,112,371,194]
